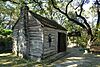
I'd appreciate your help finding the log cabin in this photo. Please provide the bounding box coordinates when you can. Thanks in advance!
[12,5,67,61]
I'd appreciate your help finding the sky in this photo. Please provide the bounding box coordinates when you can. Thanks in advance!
[83,0,95,10]
[5,0,96,11]
[83,0,98,26]
[6,1,16,8]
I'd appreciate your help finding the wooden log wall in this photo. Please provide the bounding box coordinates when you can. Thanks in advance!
[27,13,43,60]
[13,19,27,58]
[42,27,58,59]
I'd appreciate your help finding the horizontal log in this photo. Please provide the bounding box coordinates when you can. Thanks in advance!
[28,30,40,32]
[27,24,40,27]
[29,35,42,37]
[28,25,41,28]
[42,51,56,59]
[29,37,42,41]
[43,47,56,52]
[29,40,43,44]
[29,32,42,34]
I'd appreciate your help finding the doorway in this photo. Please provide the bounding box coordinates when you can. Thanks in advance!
[58,32,66,52]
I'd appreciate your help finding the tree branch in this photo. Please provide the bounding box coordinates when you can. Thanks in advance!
[65,0,87,29]
[95,0,100,5]
[51,0,87,29]
[51,0,66,15]
[96,0,100,29]
[96,9,100,29]
[79,0,84,15]
[76,13,93,36]
[32,0,44,10]
[75,0,93,37]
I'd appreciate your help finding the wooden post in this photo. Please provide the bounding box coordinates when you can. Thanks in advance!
[24,5,30,58]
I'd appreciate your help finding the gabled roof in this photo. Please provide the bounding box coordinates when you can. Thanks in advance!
[12,17,20,30]
[12,10,67,31]
[29,11,67,31]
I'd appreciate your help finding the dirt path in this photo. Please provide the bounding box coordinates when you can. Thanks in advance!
[51,47,100,67]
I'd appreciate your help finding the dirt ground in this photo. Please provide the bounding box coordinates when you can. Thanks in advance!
[50,47,100,67]
[0,47,100,67]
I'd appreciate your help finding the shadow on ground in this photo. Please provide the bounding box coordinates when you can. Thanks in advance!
[0,47,100,67]
[50,47,100,67]
[0,53,43,67]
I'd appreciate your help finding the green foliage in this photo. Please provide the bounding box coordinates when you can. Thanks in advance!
[77,32,89,48]
[0,25,13,47]
[0,25,12,36]
[0,0,99,48]
[0,29,12,36]
[94,30,100,46]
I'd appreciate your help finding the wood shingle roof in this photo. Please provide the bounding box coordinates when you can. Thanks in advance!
[13,10,67,31]
[29,11,67,31]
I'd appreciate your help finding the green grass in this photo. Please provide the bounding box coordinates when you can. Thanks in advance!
[0,53,42,67]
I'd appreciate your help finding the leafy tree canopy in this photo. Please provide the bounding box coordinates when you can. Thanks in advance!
[0,0,100,47]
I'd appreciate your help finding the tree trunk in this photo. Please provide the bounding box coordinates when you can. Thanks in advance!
[87,39,93,49]
[84,36,95,54]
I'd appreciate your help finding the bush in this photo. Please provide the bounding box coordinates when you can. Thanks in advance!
[0,28,13,52]
[1,29,12,36]
[0,36,13,53]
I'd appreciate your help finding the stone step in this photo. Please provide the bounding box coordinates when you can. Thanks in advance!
[42,52,68,63]
[42,52,56,59]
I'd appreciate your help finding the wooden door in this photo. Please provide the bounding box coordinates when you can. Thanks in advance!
[58,32,66,52]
